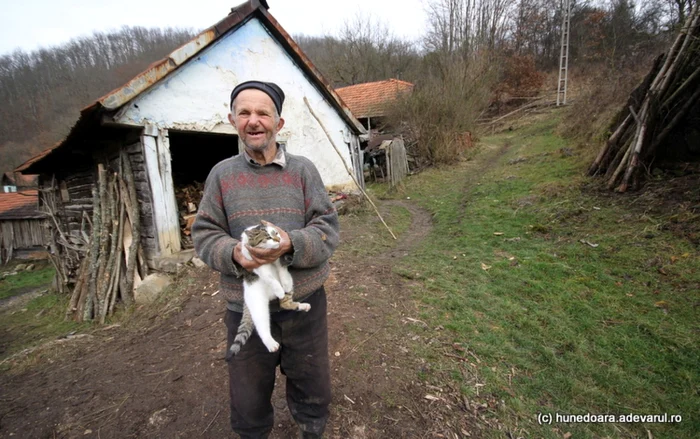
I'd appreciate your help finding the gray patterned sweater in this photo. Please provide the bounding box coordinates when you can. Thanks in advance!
[192,147,339,313]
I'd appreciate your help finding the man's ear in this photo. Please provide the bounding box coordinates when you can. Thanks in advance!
[277,117,285,131]
[228,112,236,128]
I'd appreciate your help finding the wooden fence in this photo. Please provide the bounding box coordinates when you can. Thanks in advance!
[385,138,409,187]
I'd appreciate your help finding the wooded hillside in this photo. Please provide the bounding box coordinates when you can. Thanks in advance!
[0,0,694,175]
[0,27,195,175]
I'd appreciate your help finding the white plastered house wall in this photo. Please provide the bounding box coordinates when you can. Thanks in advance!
[104,15,363,257]
[113,17,359,191]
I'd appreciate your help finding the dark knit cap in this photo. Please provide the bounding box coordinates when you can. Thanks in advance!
[230,80,285,114]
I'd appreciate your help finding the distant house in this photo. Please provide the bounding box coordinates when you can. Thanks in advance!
[336,79,414,186]
[0,190,48,263]
[336,79,414,133]
[2,172,39,193]
[16,0,365,267]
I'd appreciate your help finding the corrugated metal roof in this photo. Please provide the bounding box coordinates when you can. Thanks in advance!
[17,0,364,174]
[0,190,44,220]
[336,79,414,119]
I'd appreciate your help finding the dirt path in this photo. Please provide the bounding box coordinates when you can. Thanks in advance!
[0,286,49,310]
[0,199,463,439]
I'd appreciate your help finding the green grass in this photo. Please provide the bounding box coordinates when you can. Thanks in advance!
[0,293,91,368]
[336,203,412,259]
[391,116,699,438]
[0,262,55,300]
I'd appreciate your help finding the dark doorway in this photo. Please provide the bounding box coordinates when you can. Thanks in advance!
[168,131,238,186]
[168,130,238,249]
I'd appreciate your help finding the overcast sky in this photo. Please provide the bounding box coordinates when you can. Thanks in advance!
[0,0,428,56]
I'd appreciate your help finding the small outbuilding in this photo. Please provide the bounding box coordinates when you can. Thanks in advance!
[14,0,366,319]
[336,78,414,134]
[336,79,414,186]
[0,190,48,263]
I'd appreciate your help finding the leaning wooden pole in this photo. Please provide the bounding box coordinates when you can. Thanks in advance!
[120,151,140,306]
[303,97,397,240]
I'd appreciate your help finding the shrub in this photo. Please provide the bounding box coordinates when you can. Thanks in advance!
[387,53,496,166]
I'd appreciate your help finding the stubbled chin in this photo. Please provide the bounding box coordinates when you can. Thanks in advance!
[244,138,273,151]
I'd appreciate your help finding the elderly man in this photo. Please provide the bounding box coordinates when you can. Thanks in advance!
[192,81,338,439]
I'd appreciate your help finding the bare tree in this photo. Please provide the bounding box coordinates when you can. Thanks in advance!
[296,14,421,87]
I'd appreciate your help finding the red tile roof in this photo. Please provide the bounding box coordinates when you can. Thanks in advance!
[335,79,414,118]
[0,190,44,220]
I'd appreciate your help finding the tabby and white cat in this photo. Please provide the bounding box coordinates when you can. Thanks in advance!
[226,222,310,361]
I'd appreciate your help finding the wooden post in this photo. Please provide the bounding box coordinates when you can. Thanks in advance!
[141,124,181,256]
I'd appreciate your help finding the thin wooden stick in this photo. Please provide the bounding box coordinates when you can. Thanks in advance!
[85,182,102,321]
[100,174,120,323]
[66,250,90,321]
[201,409,221,435]
[303,97,397,240]
[108,183,126,317]
[120,151,140,305]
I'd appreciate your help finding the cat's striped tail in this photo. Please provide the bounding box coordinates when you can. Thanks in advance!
[225,306,254,361]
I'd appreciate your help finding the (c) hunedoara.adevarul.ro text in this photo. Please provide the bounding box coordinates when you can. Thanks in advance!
[537,412,682,425]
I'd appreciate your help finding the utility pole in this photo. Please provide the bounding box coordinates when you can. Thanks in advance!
[557,0,572,106]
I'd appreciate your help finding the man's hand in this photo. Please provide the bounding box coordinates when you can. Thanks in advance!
[232,221,293,271]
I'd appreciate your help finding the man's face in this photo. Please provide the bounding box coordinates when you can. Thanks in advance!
[228,89,284,153]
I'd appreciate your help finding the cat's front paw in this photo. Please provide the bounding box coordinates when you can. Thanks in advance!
[297,303,311,312]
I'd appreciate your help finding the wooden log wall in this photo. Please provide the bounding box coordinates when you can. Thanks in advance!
[0,219,49,264]
[49,141,158,263]
[58,169,95,236]
[43,136,159,322]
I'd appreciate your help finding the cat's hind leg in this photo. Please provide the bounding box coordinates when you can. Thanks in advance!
[277,263,294,294]
[273,262,309,311]
[246,288,280,353]
[279,292,311,312]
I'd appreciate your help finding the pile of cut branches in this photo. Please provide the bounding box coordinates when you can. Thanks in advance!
[55,151,146,323]
[588,4,700,192]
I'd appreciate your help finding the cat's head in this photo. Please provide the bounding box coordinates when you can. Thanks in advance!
[242,222,281,249]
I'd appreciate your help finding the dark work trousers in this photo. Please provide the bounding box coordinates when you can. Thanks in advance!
[224,287,331,439]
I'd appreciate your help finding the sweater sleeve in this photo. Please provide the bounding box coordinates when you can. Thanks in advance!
[192,167,244,277]
[287,159,340,269]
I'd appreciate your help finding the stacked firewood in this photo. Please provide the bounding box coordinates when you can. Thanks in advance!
[65,151,146,322]
[588,4,700,191]
[175,182,203,248]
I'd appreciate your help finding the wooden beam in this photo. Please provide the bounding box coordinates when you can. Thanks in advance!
[141,124,181,256]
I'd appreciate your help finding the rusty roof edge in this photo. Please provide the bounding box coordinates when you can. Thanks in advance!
[15,140,63,173]
[99,1,259,111]
[259,9,366,135]
[99,31,214,110]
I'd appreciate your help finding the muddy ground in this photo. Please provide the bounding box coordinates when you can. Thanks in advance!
[0,199,486,439]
